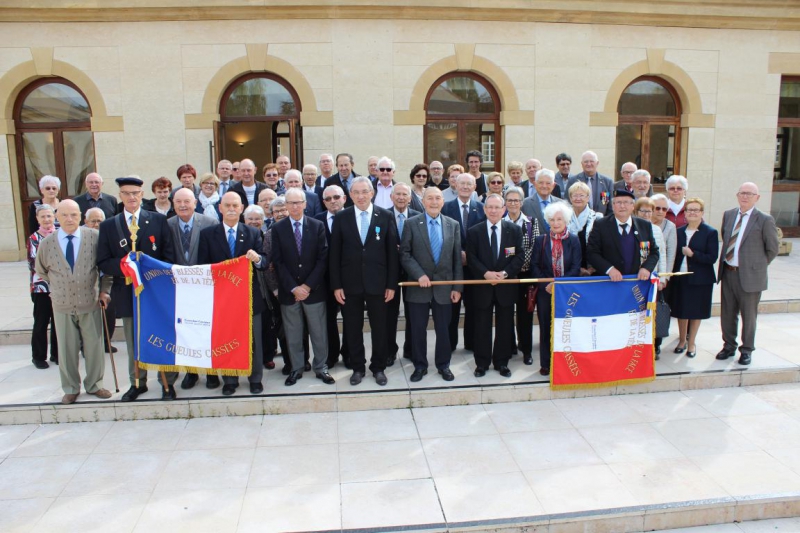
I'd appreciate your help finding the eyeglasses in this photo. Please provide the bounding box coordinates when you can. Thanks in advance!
[667,187,684,191]
[265,173,279,178]
[42,186,58,191]
[621,170,634,175]
[489,180,504,185]
[505,199,521,204]
[637,210,653,215]
[286,201,305,206]
[571,194,588,199]
[414,174,428,178]
[654,206,669,212]
[737,192,757,197]
[324,195,342,202]
[379,168,393,172]
[232,167,239,171]
[685,208,703,213]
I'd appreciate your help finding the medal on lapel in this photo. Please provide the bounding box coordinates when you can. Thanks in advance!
[149,235,157,251]
[640,240,649,262]
[601,191,609,205]
[375,226,381,241]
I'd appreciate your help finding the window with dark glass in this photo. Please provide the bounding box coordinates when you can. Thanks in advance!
[425,74,500,172]
[773,77,800,234]
[615,77,681,185]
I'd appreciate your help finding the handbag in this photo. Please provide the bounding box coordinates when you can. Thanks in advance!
[526,285,538,313]
[655,292,671,338]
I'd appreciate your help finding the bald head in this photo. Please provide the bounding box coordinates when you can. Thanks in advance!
[173,188,197,222]
[220,192,244,224]
[57,199,81,232]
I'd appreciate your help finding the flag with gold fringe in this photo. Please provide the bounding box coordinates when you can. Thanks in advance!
[122,253,253,376]
[551,275,658,390]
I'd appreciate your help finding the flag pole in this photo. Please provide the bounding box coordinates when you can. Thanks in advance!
[397,272,692,287]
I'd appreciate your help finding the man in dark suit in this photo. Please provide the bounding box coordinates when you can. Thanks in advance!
[716,182,780,365]
[97,176,178,402]
[386,182,420,365]
[521,168,565,232]
[74,173,117,222]
[330,177,399,386]
[324,153,359,207]
[466,194,525,377]
[315,153,335,190]
[303,164,325,198]
[400,187,463,382]
[466,150,489,197]
[228,159,267,211]
[168,188,221,390]
[271,188,334,386]
[197,192,267,396]
[568,150,614,215]
[587,189,660,281]
[284,169,322,216]
[315,184,349,369]
[441,173,486,351]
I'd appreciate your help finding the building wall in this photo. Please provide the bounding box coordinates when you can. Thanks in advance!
[0,16,796,258]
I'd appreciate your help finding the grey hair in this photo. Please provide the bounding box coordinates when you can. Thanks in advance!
[270,197,287,209]
[323,185,344,197]
[351,176,374,192]
[35,203,55,214]
[485,193,505,206]
[544,201,574,225]
[504,186,524,200]
[39,175,61,191]
[376,156,395,171]
[284,169,302,182]
[244,205,265,218]
[534,168,555,182]
[665,175,688,191]
[284,188,307,202]
[632,169,651,182]
[302,164,318,174]
[85,207,106,221]
[651,193,668,203]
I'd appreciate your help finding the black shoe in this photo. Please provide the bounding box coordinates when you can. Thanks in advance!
[410,368,427,382]
[523,354,533,365]
[109,346,118,353]
[304,361,311,372]
[285,371,303,386]
[121,385,148,402]
[716,349,735,360]
[374,371,388,386]
[282,365,292,376]
[655,346,661,355]
[738,353,752,365]
[438,368,455,381]
[32,360,49,369]
[674,345,686,354]
[181,373,198,390]
[250,382,263,394]
[686,350,697,358]
[539,367,550,376]
[206,375,221,389]
[474,367,486,377]
[497,366,512,378]
[222,384,237,396]
[349,371,364,386]
[316,372,335,385]
[161,385,177,401]
[386,355,396,367]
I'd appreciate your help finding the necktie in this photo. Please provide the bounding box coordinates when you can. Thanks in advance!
[294,221,302,255]
[725,212,745,262]
[397,213,405,236]
[129,214,137,227]
[620,222,628,236]
[429,219,442,264]
[360,210,369,244]
[182,224,191,262]
[490,225,498,262]
[461,203,469,227]
[220,181,228,196]
[328,215,333,232]
[588,177,595,208]
[227,228,236,258]
[65,235,75,272]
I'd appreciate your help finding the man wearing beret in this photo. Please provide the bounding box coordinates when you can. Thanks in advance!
[97,176,178,401]
[587,189,660,281]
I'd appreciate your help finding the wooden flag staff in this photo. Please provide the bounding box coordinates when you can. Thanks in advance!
[398,271,692,287]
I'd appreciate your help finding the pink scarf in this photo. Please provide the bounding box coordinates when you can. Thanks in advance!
[550,229,568,278]
[37,225,56,238]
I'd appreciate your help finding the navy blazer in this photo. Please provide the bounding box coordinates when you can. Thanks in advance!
[303,190,323,217]
[228,181,268,211]
[270,216,329,306]
[531,233,583,281]
[673,222,719,285]
[441,198,487,248]
[586,215,660,275]
[197,223,267,315]
[466,220,525,307]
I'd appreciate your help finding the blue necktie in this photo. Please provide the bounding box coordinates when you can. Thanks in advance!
[227,228,236,258]
[182,224,191,263]
[397,213,405,236]
[65,235,75,272]
[429,219,441,264]
[220,181,228,196]
[360,210,369,244]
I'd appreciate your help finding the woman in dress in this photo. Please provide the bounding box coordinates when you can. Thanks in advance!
[196,172,221,221]
[669,197,719,358]
[503,186,541,366]
[28,204,59,369]
[532,202,582,375]
[143,177,175,218]
[28,175,61,234]
[651,193,678,355]
[567,181,601,276]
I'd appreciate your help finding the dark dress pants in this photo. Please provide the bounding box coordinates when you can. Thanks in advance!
[449,285,475,351]
[31,293,58,362]
[408,300,451,371]
[342,294,387,374]
[536,288,553,370]
[387,288,412,359]
[325,292,349,367]
[514,285,534,357]
[473,298,514,370]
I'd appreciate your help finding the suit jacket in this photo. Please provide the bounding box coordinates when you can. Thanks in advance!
[391,207,420,281]
[314,211,335,242]
[324,172,360,207]
[673,222,719,285]
[520,181,562,202]
[197,223,266,315]
[521,195,565,232]
[228,181,268,211]
[97,209,176,317]
[568,172,614,215]
[305,184,325,199]
[466,220,525,307]
[35,227,112,315]
[73,193,118,222]
[531,233,583,281]
[168,213,219,266]
[329,206,399,296]
[441,198,487,251]
[586,215,660,275]
[614,179,653,197]
[718,207,779,292]
[400,213,463,305]
[270,216,329,305]
[303,190,323,217]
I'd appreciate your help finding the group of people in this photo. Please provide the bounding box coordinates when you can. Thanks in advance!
[27,148,780,405]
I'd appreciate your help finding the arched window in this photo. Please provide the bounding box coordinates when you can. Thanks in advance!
[774,76,800,235]
[615,77,681,185]
[14,78,96,234]
[215,73,302,174]
[425,73,501,172]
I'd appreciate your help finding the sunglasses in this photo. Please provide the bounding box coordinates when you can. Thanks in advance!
[654,206,669,212]
[415,174,428,178]
[324,195,343,201]
[489,180,503,185]
[379,168,393,172]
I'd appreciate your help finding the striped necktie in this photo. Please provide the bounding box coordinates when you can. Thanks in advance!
[725,211,745,263]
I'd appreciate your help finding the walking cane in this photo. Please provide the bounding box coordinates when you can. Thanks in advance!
[100,302,120,393]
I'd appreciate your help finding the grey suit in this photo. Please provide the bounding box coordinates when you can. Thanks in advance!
[718,207,780,357]
[168,213,219,266]
[400,212,463,371]
[568,172,614,214]
[521,195,565,231]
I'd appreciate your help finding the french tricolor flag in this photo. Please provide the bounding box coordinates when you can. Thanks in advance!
[551,276,658,389]
[126,254,252,376]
